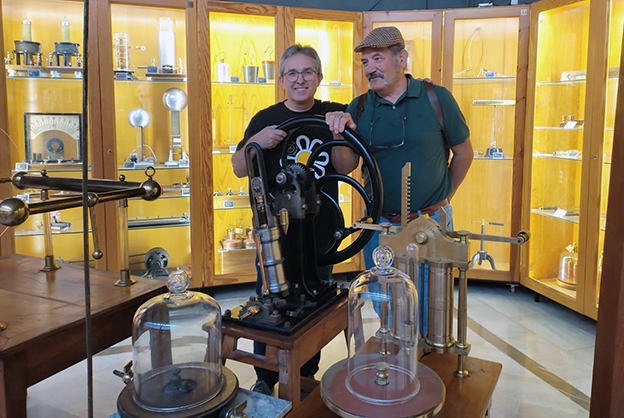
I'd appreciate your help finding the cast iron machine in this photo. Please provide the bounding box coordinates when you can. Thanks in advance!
[223,116,383,334]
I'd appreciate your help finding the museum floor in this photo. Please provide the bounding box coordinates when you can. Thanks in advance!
[26,281,596,418]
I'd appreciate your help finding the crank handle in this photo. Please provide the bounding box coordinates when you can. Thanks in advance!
[353,220,401,234]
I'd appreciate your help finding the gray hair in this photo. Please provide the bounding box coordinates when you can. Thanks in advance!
[279,44,323,76]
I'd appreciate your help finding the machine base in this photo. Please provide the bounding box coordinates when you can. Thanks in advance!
[320,359,445,418]
[223,287,347,335]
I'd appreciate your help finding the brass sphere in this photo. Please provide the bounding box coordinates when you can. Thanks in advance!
[0,198,29,226]
[141,178,162,201]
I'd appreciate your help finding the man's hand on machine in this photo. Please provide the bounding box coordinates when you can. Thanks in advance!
[251,125,287,149]
[325,111,357,134]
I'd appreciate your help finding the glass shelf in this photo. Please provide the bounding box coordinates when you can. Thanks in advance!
[15,228,91,237]
[127,216,190,229]
[12,167,91,173]
[114,78,187,84]
[118,164,190,171]
[6,75,83,81]
[533,153,582,161]
[129,193,189,200]
[531,208,579,225]
[212,81,275,86]
[453,76,516,81]
[473,156,514,161]
[318,83,353,88]
[534,126,584,131]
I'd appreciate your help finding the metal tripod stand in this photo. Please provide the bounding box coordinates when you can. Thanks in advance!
[470,220,503,270]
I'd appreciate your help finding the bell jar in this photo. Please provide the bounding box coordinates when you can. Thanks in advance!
[346,245,420,404]
[321,245,445,417]
[117,269,239,417]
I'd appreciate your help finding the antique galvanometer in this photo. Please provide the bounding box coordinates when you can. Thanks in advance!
[23,113,82,163]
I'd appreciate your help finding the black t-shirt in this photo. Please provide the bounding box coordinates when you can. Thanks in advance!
[237,99,347,254]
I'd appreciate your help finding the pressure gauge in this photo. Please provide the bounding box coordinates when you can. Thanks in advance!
[24,113,82,163]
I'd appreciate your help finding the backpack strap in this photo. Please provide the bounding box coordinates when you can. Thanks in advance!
[354,93,367,125]
[423,79,451,162]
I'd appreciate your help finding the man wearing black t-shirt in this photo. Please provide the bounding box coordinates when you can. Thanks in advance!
[231,44,347,397]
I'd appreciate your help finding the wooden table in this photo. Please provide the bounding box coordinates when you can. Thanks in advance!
[221,295,349,409]
[288,353,502,418]
[0,254,166,418]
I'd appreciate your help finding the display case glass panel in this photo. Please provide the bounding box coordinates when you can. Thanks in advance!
[527,1,590,302]
[294,17,357,267]
[110,4,191,276]
[595,0,624,308]
[448,16,520,276]
[371,21,433,80]
[210,12,276,278]
[2,0,93,263]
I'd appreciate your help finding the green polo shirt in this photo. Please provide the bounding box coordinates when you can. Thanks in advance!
[346,74,470,213]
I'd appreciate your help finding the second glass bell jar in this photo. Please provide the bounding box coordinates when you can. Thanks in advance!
[116,270,239,417]
[346,245,420,404]
[321,245,445,417]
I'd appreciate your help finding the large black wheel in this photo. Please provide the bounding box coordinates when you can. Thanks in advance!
[276,116,383,265]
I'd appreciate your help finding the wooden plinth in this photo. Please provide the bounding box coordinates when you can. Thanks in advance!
[221,296,349,409]
[288,353,502,418]
[0,254,166,418]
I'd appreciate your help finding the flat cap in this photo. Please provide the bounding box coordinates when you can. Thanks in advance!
[354,26,405,52]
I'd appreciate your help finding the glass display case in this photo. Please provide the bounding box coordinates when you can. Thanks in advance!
[525,0,590,310]
[522,0,621,318]
[442,6,529,283]
[101,2,194,279]
[208,6,278,284]
[1,0,101,264]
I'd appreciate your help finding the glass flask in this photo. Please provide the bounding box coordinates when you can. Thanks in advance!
[346,245,420,405]
[130,270,224,412]
[557,242,578,289]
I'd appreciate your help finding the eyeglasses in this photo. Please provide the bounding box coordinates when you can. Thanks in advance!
[282,69,318,82]
[368,105,406,149]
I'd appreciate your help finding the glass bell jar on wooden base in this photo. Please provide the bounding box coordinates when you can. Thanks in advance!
[320,246,445,417]
[116,270,239,417]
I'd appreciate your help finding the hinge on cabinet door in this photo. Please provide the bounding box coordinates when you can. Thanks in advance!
[187,1,194,8]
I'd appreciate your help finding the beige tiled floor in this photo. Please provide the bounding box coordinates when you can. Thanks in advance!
[26,281,595,418]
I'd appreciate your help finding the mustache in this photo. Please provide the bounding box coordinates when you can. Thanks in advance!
[367,72,384,81]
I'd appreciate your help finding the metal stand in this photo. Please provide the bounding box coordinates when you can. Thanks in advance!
[115,198,136,287]
[40,189,60,272]
[470,220,503,270]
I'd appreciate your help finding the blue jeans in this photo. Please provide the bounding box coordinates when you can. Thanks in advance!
[362,203,454,335]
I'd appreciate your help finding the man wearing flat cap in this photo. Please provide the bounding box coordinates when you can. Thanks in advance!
[328,26,473,268]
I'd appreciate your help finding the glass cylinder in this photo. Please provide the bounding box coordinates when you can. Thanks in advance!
[557,242,578,289]
[22,18,32,41]
[131,270,223,411]
[158,17,176,70]
[61,17,70,42]
[114,32,130,70]
[346,245,419,405]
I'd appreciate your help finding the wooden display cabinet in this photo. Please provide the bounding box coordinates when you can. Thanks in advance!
[289,7,363,273]
[522,0,621,318]
[442,5,529,283]
[203,2,280,286]
[97,0,199,283]
[0,0,105,266]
